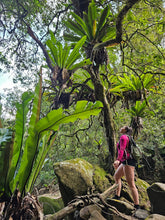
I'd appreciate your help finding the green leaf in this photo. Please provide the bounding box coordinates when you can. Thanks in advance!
[64,34,81,43]
[69,59,92,71]
[35,100,103,134]
[62,43,71,68]
[83,12,93,41]
[66,36,87,69]
[0,128,14,197]
[7,91,34,188]
[88,0,96,25]
[26,131,57,193]
[57,42,63,68]
[71,12,90,39]
[95,6,109,39]
[46,40,59,65]
[49,30,56,44]
[64,19,86,37]
[10,73,42,194]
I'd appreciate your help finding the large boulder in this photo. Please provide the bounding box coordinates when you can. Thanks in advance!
[147,182,165,215]
[53,158,94,206]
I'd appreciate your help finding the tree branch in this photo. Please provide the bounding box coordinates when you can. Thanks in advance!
[93,0,140,50]
[26,24,54,72]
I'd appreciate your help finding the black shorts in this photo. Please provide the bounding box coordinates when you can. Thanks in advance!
[122,158,136,167]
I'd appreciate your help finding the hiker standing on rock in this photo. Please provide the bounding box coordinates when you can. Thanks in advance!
[113,126,140,209]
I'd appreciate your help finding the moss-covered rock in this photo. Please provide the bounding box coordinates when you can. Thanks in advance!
[39,195,64,215]
[136,178,150,210]
[93,165,113,192]
[53,158,94,206]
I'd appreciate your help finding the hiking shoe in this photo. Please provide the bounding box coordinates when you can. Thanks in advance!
[134,204,140,209]
[112,195,120,200]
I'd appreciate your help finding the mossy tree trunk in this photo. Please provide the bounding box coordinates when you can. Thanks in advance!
[88,67,116,173]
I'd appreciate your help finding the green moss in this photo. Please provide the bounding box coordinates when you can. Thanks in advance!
[93,165,112,192]
[136,178,150,190]
[135,178,150,210]
[39,196,64,215]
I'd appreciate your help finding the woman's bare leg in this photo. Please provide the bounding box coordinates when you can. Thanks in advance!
[114,163,124,196]
[124,165,139,205]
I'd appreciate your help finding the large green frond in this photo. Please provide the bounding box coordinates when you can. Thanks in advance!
[64,34,81,43]
[7,91,34,189]
[62,44,71,68]
[35,100,103,134]
[46,39,59,65]
[83,12,93,40]
[49,30,56,44]
[64,19,86,37]
[0,128,14,197]
[26,131,57,193]
[69,59,92,71]
[10,73,42,194]
[95,6,110,39]
[57,42,63,68]
[99,25,116,42]
[65,36,87,69]
[88,0,96,25]
[71,12,90,39]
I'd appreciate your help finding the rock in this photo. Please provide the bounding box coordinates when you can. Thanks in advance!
[147,182,165,215]
[106,198,134,215]
[145,214,165,220]
[93,165,113,192]
[53,158,94,206]
[38,195,64,215]
[134,209,149,219]
[135,178,151,210]
[80,204,105,220]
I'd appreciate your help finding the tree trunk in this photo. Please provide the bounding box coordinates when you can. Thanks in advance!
[89,67,116,173]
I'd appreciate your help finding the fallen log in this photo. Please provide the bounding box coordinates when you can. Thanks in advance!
[44,184,138,220]
[44,184,118,220]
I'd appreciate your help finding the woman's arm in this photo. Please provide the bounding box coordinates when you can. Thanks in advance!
[117,135,128,161]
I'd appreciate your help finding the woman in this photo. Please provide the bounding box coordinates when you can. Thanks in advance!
[113,126,140,209]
